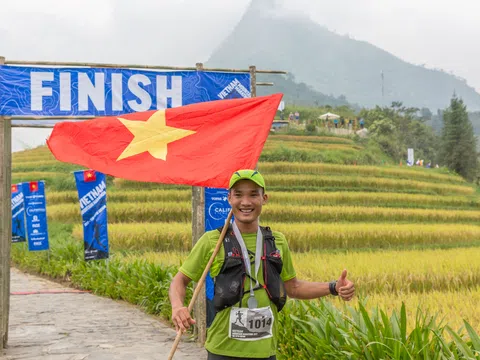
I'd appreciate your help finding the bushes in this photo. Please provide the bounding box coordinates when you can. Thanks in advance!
[277,300,480,359]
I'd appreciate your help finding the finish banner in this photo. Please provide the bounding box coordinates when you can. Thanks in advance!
[0,65,251,116]
[22,181,49,251]
[11,183,26,243]
[74,170,109,261]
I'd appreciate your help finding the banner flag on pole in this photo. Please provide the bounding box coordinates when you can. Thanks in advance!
[74,170,109,261]
[205,188,232,232]
[22,181,49,251]
[11,184,26,243]
[204,187,232,327]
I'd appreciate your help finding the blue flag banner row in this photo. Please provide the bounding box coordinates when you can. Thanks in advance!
[11,184,26,243]
[0,65,251,116]
[22,181,49,251]
[74,170,109,261]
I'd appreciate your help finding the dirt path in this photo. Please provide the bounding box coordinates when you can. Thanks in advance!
[2,268,207,360]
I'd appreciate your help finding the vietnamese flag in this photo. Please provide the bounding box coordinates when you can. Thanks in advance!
[29,181,38,192]
[83,170,96,182]
[47,94,282,188]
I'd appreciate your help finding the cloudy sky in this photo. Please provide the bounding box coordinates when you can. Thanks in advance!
[1,0,479,90]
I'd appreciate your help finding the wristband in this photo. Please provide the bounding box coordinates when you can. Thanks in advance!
[329,281,339,296]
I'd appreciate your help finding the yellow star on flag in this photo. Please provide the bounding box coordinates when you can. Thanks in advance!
[116,110,196,161]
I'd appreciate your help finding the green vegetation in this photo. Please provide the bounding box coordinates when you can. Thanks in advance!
[440,96,479,181]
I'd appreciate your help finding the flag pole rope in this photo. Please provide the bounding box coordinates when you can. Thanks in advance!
[167,208,233,360]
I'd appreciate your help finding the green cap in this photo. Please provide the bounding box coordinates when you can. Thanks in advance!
[229,169,266,191]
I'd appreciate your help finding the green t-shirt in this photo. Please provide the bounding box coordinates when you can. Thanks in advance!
[179,228,297,358]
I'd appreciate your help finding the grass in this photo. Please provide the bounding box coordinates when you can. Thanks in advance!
[258,162,466,184]
[268,134,355,144]
[110,174,474,195]
[72,222,480,252]
[48,201,480,224]
[121,247,480,294]
[46,189,480,210]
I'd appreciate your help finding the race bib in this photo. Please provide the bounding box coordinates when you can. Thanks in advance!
[228,306,274,341]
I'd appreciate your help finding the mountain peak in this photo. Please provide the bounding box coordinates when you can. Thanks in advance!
[208,6,480,110]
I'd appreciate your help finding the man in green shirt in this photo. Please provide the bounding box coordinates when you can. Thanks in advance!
[169,169,355,359]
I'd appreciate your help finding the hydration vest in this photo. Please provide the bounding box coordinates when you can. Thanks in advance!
[213,225,287,312]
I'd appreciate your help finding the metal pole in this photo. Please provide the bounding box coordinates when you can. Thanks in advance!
[11,125,54,129]
[4,59,287,75]
[5,116,94,121]
[0,54,12,349]
[191,62,207,345]
[249,65,257,98]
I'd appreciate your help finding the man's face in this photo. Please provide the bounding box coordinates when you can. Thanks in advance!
[228,179,267,228]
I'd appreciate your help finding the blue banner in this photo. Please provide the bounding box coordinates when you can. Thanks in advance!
[11,184,26,243]
[74,170,109,261]
[22,181,49,251]
[205,188,232,232]
[205,186,232,318]
[0,66,251,116]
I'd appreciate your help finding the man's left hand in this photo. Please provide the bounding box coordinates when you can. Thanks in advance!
[336,269,355,301]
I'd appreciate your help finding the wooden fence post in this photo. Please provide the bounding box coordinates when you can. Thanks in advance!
[0,55,12,348]
[191,62,207,345]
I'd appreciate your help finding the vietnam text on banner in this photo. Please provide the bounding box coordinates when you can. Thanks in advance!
[0,66,251,116]
[11,184,26,243]
[22,181,49,251]
[74,170,109,261]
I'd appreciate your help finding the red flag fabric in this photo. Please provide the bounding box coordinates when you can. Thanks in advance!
[83,170,96,182]
[29,181,38,192]
[11,184,18,193]
[47,94,282,188]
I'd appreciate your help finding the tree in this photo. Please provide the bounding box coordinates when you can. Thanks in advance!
[359,104,439,163]
[420,107,433,121]
[439,96,478,181]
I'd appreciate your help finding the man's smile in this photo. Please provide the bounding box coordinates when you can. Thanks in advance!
[239,209,254,214]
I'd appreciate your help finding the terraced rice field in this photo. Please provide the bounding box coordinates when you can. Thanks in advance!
[11,133,480,335]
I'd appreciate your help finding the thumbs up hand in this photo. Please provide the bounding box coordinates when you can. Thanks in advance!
[336,269,355,301]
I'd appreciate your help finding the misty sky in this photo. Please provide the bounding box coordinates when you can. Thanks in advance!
[1,0,479,91]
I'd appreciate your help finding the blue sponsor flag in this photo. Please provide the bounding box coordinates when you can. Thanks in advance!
[0,66,251,116]
[74,170,109,261]
[11,183,26,243]
[204,187,232,327]
[22,181,49,251]
[205,188,232,232]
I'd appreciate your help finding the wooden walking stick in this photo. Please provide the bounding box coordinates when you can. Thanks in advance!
[167,209,233,360]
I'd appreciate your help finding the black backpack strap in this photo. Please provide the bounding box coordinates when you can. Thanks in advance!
[260,226,277,252]
[216,224,242,259]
